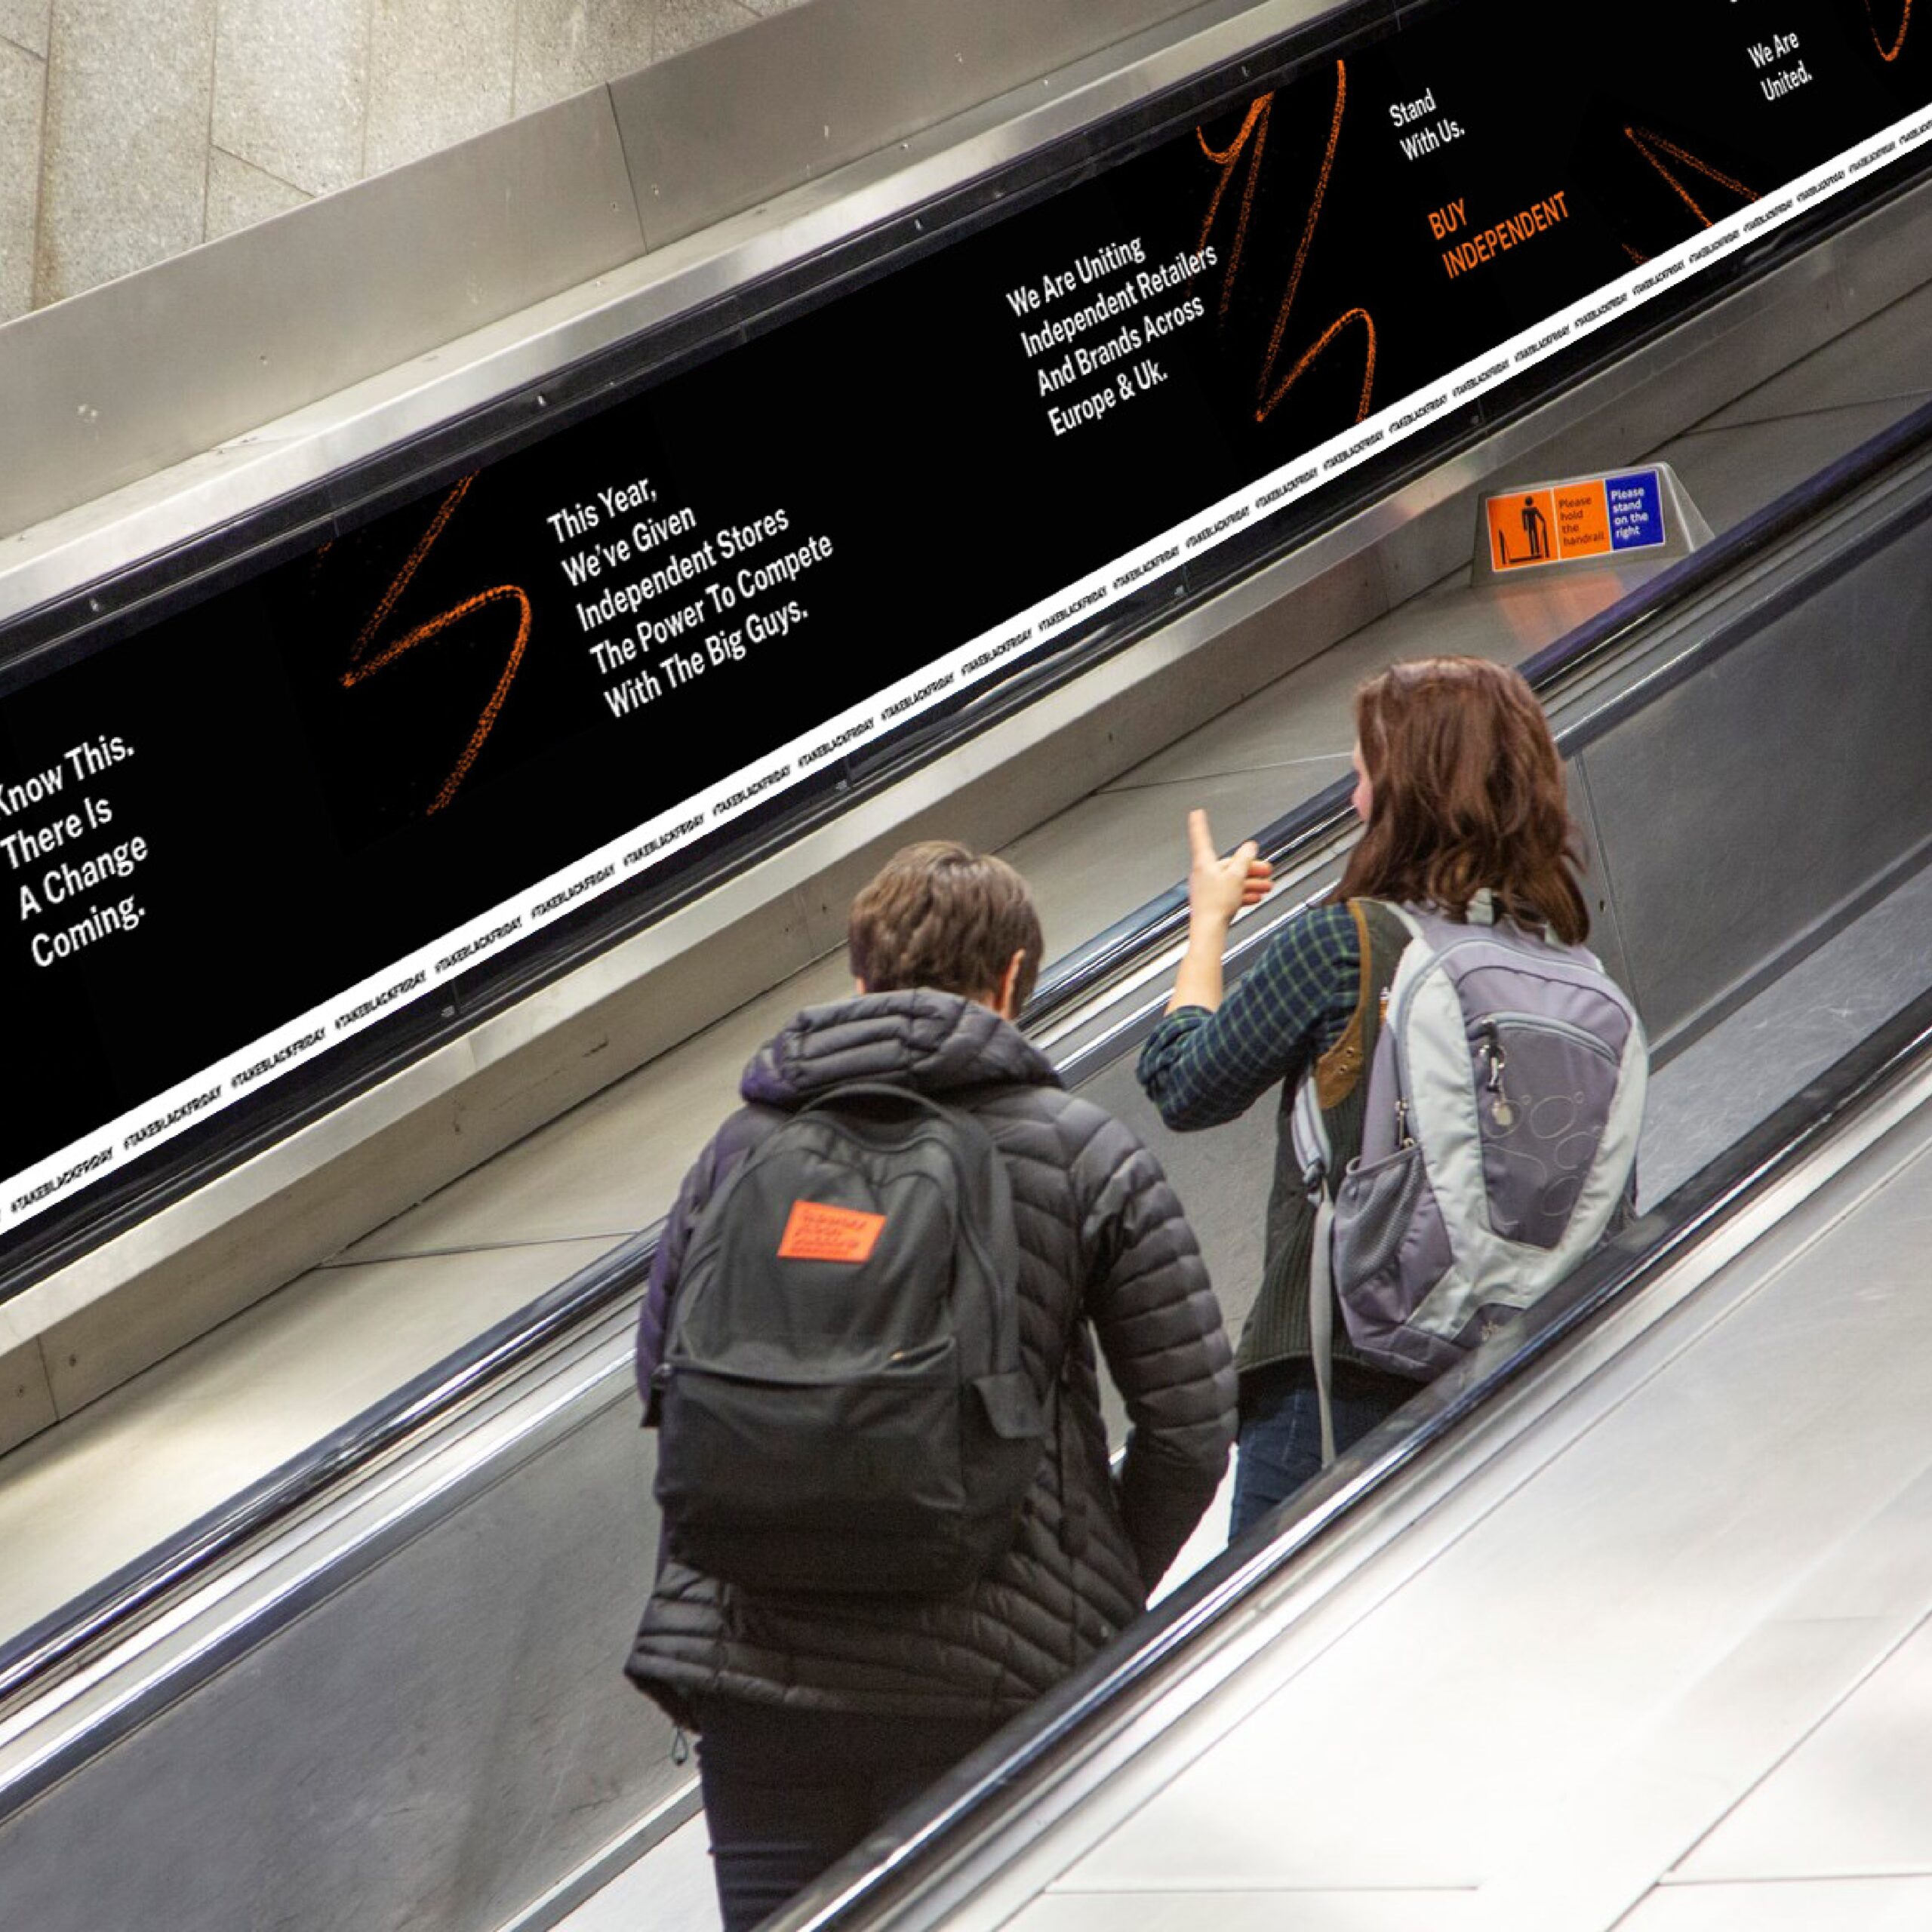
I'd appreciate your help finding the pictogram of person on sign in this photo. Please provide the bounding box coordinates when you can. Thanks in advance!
[1521,494,1549,561]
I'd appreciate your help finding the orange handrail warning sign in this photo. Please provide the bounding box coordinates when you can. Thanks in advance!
[1484,469,1668,574]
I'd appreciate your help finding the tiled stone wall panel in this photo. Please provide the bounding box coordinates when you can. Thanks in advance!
[514,0,657,116]
[33,0,217,306]
[0,39,42,322]
[364,0,518,177]
[7,0,789,315]
[211,0,368,196]
[0,0,49,59]
[205,146,311,242]
[657,0,758,60]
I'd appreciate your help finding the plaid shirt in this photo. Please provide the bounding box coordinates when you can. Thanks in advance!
[1137,902,1361,1128]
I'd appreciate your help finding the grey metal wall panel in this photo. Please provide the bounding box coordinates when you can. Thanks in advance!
[611,0,1219,253]
[1579,507,1932,1051]
[1084,1051,1279,1388]
[0,1394,673,1932]
[1567,753,1638,1017]
[0,89,645,540]
[14,508,1932,1932]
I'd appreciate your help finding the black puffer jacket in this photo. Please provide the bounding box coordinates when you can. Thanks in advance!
[627,989,1236,1725]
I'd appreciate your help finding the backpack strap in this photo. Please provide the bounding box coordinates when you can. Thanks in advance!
[1306,899,1412,1468]
[1308,1190,1340,1466]
[927,1080,1093,1569]
[1289,900,1379,1204]
[1313,897,1378,1109]
[796,1080,948,1122]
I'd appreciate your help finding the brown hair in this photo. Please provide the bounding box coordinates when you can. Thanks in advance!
[848,841,1044,1011]
[1334,656,1589,943]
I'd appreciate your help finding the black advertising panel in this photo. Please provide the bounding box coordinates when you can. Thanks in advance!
[4,0,1929,1241]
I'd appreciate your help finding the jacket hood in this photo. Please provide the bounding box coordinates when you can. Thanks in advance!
[743,989,1060,1109]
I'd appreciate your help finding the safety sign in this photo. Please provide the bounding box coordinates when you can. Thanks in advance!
[1485,469,1668,571]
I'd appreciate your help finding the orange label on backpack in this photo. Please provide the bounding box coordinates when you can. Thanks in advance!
[777,1200,886,1263]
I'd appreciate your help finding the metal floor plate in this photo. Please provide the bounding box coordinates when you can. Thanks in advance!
[1623,1878,1932,1930]
[1677,1613,1932,1882]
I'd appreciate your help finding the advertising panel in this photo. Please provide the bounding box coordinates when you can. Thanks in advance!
[4,0,1928,1235]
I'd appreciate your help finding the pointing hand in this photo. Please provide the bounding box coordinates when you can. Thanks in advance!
[1186,808,1272,928]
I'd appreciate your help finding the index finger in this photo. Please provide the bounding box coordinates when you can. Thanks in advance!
[1187,808,1219,866]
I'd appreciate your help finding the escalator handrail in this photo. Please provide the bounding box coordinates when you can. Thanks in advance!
[8,381,1932,1731]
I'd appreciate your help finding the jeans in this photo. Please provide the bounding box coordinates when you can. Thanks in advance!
[1229,1357,1418,1540]
[694,1700,998,1932]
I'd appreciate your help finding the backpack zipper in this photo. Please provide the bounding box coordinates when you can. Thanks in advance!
[1481,1011,1624,1063]
[1384,956,1626,1147]
[658,1346,954,1391]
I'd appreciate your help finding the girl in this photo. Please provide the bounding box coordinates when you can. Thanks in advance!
[1137,655,1599,1535]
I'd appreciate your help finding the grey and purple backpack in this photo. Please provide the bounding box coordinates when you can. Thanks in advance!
[1291,891,1647,1460]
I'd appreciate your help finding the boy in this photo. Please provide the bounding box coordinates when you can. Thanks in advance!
[628,841,1235,1931]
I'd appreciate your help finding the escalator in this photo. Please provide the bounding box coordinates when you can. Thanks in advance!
[5,5,1932,1927]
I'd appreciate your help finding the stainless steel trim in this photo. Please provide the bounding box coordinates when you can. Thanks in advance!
[32,419,1894,1724]
[613,0,1279,252]
[1042,408,1932,1076]
[0,88,646,543]
[11,0,1927,621]
[500,1782,704,1932]
[10,648,1931,1909]
[8,13,1930,1435]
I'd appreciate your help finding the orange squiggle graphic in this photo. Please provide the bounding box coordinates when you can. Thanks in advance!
[1197,63,1376,427]
[1263,308,1378,422]
[1196,97,1270,318]
[339,475,531,815]
[1623,126,1757,226]
[1865,0,1912,59]
[1258,66,1374,425]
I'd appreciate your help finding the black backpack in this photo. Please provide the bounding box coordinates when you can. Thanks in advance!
[652,1083,1048,1595]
